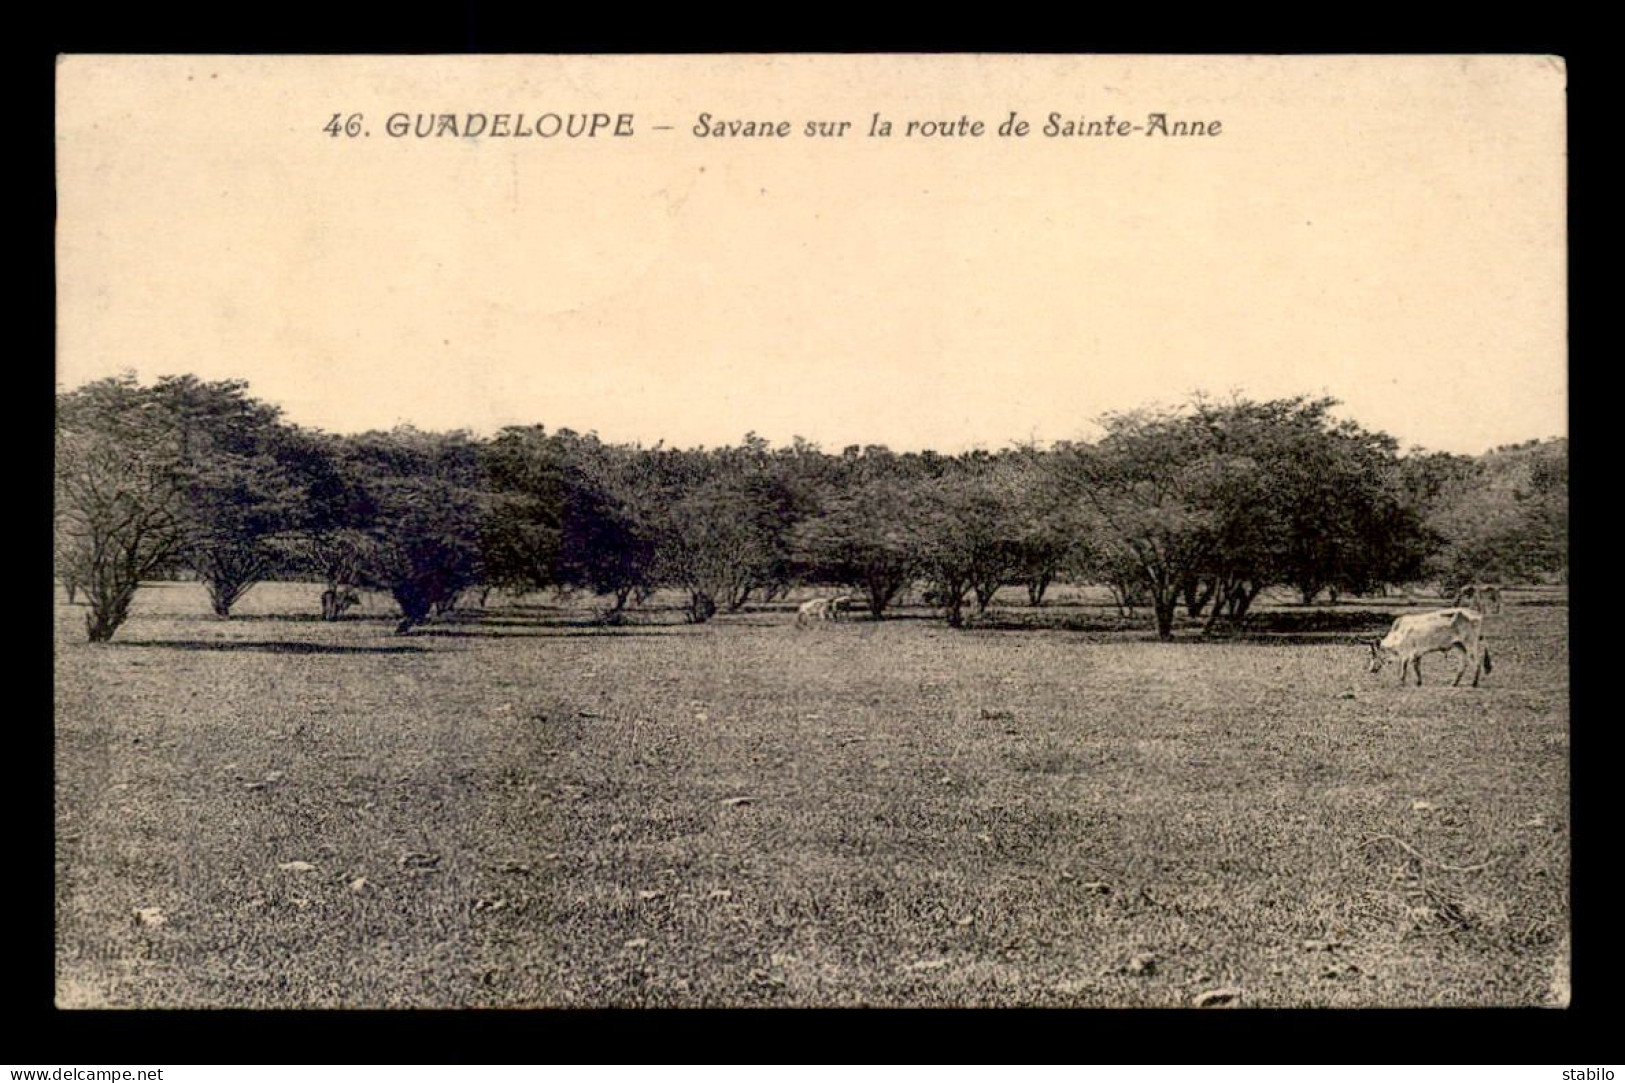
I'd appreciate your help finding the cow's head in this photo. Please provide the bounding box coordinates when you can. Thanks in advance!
[1366,639,1393,673]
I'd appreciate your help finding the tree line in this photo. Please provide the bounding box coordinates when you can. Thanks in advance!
[54,374,1568,643]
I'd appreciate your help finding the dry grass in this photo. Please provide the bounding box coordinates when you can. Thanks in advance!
[54,582,1569,1007]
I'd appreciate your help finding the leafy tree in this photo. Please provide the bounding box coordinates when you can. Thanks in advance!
[560,477,656,617]
[1188,397,1426,608]
[55,376,190,642]
[263,429,379,620]
[1422,438,1568,592]
[1059,397,1444,639]
[547,432,662,617]
[479,426,567,598]
[137,376,304,618]
[364,475,484,632]
[54,522,86,604]
[1063,531,1151,616]
[342,428,487,632]
[710,435,816,608]
[245,429,394,621]
[280,528,378,620]
[790,476,920,618]
[998,450,1078,607]
[652,478,764,622]
[636,441,808,623]
[180,451,306,617]
[1053,409,1227,639]
[907,466,1025,627]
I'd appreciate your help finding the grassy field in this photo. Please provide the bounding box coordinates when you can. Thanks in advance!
[54,581,1569,1008]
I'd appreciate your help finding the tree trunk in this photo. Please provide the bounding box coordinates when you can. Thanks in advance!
[864,570,909,619]
[1183,576,1215,618]
[1233,583,1264,624]
[1026,573,1052,608]
[687,591,718,624]
[321,587,360,621]
[393,586,433,634]
[204,572,258,618]
[1202,577,1237,636]
[1204,580,1263,633]
[1152,595,1177,640]
[85,584,136,643]
[932,576,970,627]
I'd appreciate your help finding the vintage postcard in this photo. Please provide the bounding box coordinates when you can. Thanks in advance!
[54,55,1567,1009]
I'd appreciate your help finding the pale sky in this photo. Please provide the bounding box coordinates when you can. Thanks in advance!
[56,55,1567,455]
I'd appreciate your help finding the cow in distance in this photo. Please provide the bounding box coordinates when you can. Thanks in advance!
[796,597,834,628]
[1453,583,1503,615]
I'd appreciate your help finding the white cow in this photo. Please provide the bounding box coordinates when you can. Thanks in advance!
[1453,583,1503,615]
[1367,608,1493,687]
[796,597,835,628]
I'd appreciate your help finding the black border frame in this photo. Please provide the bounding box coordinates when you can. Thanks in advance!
[28,8,1596,1066]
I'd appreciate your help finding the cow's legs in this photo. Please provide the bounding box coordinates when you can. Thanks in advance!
[1471,646,1484,687]
[1451,644,1471,686]
[1399,657,1411,685]
[1412,656,1424,686]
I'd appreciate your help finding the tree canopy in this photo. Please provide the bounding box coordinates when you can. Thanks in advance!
[55,376,1564,641]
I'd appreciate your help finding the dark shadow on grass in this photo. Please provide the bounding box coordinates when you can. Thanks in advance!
[550,629,699,638]
[1195,632,1386,647]
[454,614,682,630]
[170,612,396,625]
[115,639,429,655]
[489,602,695,617]
[960,613,1161,634]
[407,627,691,639]
[859,609,953,623]
[1233,610,1400,634]
[957,608,1402,645]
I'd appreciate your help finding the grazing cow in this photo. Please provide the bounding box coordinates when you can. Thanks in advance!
[796,597,834,628]
[829,595,856,620]
[1453,583,1503,615]
[1367,608,1493,687]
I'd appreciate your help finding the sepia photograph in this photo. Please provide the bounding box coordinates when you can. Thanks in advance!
[53,54,1568,1009]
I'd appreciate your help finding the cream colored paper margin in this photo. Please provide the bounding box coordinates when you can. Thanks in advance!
[56,55,1567,455]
